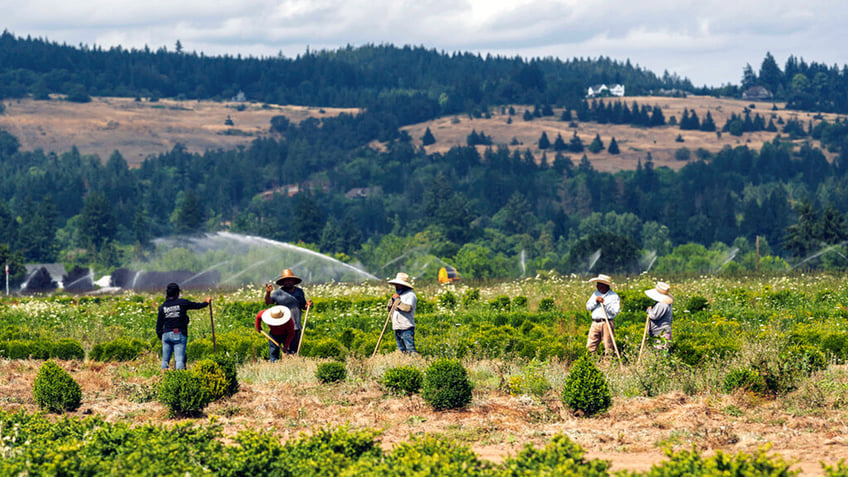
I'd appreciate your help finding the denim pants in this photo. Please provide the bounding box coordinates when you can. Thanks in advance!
[286,329,302,355]
[161,330,188,369]
[268,331,292,362]
[394,328,416,353]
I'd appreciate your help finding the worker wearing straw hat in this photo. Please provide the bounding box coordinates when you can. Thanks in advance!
[585,274,620,356]
[256,305,296,361]
[387,272,417,354]
[264,269,313,354]
[645,282,674,350]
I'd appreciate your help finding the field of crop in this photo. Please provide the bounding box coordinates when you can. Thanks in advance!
[2,273,848,475]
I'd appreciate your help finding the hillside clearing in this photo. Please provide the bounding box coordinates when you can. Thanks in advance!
[0,96,358,166]
[403,96,841,172]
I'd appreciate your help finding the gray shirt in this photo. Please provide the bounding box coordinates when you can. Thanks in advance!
[388,289,417,330]
[647,302,672,335]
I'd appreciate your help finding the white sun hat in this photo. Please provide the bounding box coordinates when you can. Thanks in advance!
[645,282,674,304]
[261,305,292,326]
[588,274,612,286]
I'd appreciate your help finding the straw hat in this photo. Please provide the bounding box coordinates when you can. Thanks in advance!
[261,305,292,326]
[588,274,612,286]
[645,282,674,304]
[388,272,413,289]
[274,269,302,286]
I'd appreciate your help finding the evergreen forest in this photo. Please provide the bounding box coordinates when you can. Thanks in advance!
[3,32,848,284]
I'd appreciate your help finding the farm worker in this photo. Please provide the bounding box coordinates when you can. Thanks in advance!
[645,282,674,350]
[256,305,296,361]
[265,269,312,354]
[387,272,417,353]
[156,282,211,370]
[585,274,621,356]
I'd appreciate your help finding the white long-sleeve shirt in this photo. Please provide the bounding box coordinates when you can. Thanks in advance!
[585,290,621,321]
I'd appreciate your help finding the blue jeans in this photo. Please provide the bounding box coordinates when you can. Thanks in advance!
[269,331,292,362]
[161,331,188,369]
[394,328,416,353]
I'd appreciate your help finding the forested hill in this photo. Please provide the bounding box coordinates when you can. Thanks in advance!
[0,31,688,123]
[5,31,848,284]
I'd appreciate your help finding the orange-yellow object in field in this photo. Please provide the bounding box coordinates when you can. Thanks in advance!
[438,266,461,284]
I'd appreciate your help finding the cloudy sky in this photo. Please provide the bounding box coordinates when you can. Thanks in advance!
[3,0,847,86]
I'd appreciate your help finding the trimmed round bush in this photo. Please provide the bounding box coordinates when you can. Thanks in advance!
[50,339,85,360]
[538,298,556,312]
[209,353,240,397]
[561,355,612,417]
[89,337,147,362]
[303,338,346,360]
[194,359,228,400]
[422,359,473,410]
[316,361,347,383]
[158,370,212,417]
[381,366,423,395]
[32,360,82,412]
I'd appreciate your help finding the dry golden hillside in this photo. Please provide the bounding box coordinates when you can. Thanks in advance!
[403,96,839,172]
[0,96,358,166]
[0,95,837,172]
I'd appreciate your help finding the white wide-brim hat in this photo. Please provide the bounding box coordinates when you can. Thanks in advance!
[588,274,612,286]
[388,272,413,289]
[261,305,292,326]
[645,282,673,304]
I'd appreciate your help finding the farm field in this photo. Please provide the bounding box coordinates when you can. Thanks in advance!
[2,274,848,475]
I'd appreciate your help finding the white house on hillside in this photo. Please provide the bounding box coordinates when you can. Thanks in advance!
[587,84,625,98]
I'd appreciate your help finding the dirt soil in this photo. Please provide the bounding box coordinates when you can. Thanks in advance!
[0,96,358,166]
[3,359,846,475]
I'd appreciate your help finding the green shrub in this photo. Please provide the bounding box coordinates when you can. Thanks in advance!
[89,337,147,361]
[422,359,473,410]
[209,353,240,397]
[316,361,347,383]
[502,435,610,476]
[462,289,480,307]
[352,434,487,476]
[302,338,346,360]
[381,366,423,395]
[50,339,85,360]
[561,355,612,417]
[644,447,794,476]
[32,360,82,412]
[194,359,228,400]
[158,370,212,417]
[438,290,458,309]
[723,367,767,394]
[489,296,511,310]
[512,296,528,309]
[683,295,710,312]
[538,298,556,312]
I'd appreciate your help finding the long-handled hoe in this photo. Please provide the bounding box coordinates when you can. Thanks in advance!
[601,303,624,369]
[296,303,311,356]
[372,301,399,358]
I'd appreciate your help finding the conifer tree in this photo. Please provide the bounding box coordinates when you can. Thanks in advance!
[538,131,551,150]
[421,127,436,146]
